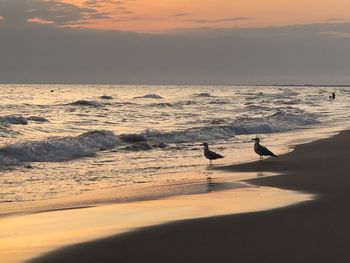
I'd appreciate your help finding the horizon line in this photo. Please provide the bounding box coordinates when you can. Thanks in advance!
[0,82,349,87]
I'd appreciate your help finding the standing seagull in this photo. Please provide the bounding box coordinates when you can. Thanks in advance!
[251,137,278,161]
[202,143,224,165]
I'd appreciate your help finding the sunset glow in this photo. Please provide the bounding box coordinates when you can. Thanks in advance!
[2,1,350,263]
[58,0,350,32]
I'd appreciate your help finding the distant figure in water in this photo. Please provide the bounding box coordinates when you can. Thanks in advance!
[202,143,224,165]
[329,92,336,100]
[251,137,278,161]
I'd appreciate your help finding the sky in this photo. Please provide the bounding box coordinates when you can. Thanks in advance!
[18,0,350,32]
[0,0,350,85]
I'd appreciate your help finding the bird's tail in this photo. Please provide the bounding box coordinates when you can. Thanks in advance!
[272,153,278,158]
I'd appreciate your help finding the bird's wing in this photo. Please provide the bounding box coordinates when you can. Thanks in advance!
[259,145,276,156]
[210,150,224,158]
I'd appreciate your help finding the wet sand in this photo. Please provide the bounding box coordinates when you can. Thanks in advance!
[0,171,290,218]
[0,174,308,263]
[30,130,350,263]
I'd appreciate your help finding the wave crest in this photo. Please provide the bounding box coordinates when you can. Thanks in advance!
[193,92,213,97]
[0,109,319,165]
[0,115,28,125]
[99,95,113,100]
[0,130,120,163]
[69,100,104,107]
[27,116,49,122]
[138,110,319,143]
[134,94,163,99]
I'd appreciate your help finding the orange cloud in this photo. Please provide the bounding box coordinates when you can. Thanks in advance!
[54,0,350,32]
[27,17,55,25]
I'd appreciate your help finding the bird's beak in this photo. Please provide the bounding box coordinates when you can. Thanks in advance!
[251,139,256,141]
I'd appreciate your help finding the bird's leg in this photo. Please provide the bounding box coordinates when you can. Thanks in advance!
[260,155,263,161]
[209,160,212,166]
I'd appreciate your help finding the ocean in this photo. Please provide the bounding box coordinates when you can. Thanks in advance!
[0,84,349,213]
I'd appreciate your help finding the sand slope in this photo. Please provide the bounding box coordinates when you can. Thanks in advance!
[30,131,350,263]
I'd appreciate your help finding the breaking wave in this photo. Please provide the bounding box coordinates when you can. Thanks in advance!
[232,111,318,135]
[0,109,319,165]
[69,100,104,107]
[138,110,319,143]
[99,95,113,100]
[134,94,163,99]
[193,92,213,97]
[0,115,28,125]
[27,116,49,122]
[0,130,120,164]
[0,115,49,138]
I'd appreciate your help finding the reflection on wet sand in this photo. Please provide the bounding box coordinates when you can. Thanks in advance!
[0,170,312,263]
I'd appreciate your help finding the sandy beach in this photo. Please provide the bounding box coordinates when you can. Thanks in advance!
[2,1,350,262]
[0,172,309,263]
[27,130,350,263]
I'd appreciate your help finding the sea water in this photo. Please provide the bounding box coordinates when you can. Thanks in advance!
[0,84,348,209]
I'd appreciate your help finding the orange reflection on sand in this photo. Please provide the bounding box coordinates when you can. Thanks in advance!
[0,181,312,263]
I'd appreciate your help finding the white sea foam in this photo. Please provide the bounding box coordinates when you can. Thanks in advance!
[1,84,349,203]
[138,110,319,143]
[0,108,320,166]
[0,130,120,163]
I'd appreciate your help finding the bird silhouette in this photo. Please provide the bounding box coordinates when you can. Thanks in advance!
[251,137,277,161]
[202,143,224,165]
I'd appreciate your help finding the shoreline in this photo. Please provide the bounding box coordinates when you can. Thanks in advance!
[0,171,283,218]
[0,179,309,263]
[29,129,350,263]
[1,122,343,219]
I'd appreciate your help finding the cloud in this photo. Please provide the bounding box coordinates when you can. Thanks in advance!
[83,0,104,8]
[83,0,119,7]
[83,0,127,8]
[1,22,350,85]
[116,6,127,10]
[187,17,250,24]
[117,10,133,15]
[114,1,125,5]
[27,17,55,25]
[113,16,142,22]
[174,13,190,17]
[82,0,134,17]
[317,31,350,38]
[0,0,110,26]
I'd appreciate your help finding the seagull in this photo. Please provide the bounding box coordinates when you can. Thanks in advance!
[251,137,278,161]
[202,143,224,165]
